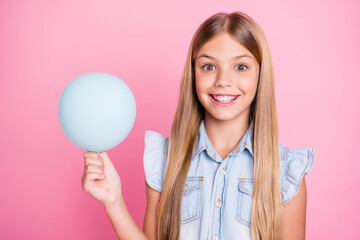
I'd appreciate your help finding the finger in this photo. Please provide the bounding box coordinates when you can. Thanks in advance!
[84,151,101,159]
[85,172,105,182]
[99,152,114,168]
[84,157,103,167]
[85,164,104,175]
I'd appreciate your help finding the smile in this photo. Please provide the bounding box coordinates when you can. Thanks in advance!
[209,94,240,106]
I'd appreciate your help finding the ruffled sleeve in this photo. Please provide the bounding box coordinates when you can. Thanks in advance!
[143,130,168,193]
[281,147,315,204]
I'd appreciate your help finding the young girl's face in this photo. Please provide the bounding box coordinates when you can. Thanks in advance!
[194,33,260,123]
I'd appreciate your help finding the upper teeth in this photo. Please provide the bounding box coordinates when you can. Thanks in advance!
[213,95,237,103]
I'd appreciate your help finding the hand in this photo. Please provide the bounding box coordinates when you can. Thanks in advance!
[81,151,122,206]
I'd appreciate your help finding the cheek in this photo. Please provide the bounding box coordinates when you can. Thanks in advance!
[236,79,257,95]
[194,78,210,107]
[195,78,200,94]
[194,78,203,101]
[195,75,208,94]
[239,70,259,93]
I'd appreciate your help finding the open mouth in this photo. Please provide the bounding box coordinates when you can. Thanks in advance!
[210,94,240,103]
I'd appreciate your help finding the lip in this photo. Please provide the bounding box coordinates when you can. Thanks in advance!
[209,94,240,107]
[211,94,239,97]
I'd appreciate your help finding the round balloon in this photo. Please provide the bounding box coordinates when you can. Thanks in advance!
[58,72,136,153]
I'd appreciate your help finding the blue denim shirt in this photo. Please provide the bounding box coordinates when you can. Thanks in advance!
[143,118,314,240]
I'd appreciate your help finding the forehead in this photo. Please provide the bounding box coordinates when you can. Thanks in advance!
[196,33,255,62]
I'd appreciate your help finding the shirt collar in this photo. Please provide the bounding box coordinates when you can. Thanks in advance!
[192,116,254,161]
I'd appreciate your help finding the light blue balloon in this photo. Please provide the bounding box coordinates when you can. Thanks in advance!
[58,72,136,153]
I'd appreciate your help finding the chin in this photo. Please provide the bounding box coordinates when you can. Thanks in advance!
[207,111,238,122]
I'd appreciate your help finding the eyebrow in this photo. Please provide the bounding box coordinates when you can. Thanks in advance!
[196,53,254,61]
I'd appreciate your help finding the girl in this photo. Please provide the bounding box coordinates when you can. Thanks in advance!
[81,11,314,240]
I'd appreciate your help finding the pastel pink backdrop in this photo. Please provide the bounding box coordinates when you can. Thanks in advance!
[0,0,359,239]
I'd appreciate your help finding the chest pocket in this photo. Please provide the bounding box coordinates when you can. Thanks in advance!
[237,178,254,226]
[181,176,204,224]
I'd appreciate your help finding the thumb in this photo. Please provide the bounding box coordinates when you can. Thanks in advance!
[99,152,114,168]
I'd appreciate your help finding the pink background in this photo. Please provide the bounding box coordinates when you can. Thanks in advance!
[1,0,359,239]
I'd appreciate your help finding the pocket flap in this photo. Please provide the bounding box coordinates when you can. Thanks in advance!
[238,178,254,196]
[184,176,203,195]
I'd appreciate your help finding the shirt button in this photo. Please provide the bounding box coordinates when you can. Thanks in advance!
[221,169,225,175]
[216,199,222,208]
[213,234,218,240]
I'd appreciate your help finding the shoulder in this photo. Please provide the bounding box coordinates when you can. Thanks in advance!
[278,142,315,205]
[143,130,169,193]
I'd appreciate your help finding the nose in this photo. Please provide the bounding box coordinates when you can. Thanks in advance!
[215,69,232,87]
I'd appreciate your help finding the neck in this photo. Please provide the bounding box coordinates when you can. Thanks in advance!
[204,112,250,157]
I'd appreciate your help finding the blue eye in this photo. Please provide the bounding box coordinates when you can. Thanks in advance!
[202,64,215,71]
[236,64,248,71]
[202,64,248,72]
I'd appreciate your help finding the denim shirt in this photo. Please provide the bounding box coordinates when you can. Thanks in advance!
[143,118,314,240]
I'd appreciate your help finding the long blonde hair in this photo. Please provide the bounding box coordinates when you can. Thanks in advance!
[157,11,281,240]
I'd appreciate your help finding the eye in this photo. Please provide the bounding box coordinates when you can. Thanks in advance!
[202,64,216,71]
[235,64,248,71]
